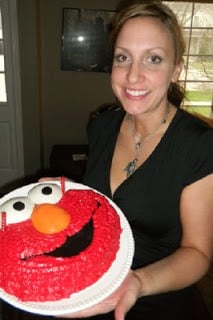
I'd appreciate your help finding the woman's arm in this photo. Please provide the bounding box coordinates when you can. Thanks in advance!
[134,173,213,297]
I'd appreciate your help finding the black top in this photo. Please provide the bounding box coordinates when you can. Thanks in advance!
[83,107,213,320]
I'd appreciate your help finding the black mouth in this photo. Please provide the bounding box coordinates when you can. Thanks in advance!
[21,201,101,261]
[21,218,94,261]
[45,218,94,257]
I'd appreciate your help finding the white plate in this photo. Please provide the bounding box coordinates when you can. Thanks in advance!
[0,181,134,316]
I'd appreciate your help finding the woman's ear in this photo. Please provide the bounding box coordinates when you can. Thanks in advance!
[171,61,184,82]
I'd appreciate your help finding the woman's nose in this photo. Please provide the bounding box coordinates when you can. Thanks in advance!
[127,61,145,83]
[31,203,71,234]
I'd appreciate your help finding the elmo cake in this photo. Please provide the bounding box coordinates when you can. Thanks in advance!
[0,181,134,315]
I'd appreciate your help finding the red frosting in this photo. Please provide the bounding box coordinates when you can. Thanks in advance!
[0,189,121,302]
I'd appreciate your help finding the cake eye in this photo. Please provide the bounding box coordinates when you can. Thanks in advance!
[28,183,63,204]
[13,201,25,211]
[0,197,34,224]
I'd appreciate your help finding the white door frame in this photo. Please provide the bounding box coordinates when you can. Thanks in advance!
[0,0,24,189]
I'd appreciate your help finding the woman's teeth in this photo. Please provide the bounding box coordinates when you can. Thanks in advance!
[126,89,149,96]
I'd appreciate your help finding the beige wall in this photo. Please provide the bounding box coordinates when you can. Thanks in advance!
[17,0,41,176]
[18,0,118,175]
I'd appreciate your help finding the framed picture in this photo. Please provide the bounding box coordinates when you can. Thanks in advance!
[61,8,115,72]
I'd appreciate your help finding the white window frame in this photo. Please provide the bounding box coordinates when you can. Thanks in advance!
[165,1,213,117]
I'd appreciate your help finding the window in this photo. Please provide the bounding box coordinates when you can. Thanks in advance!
[0,7,7,102]
[165,2,213,118]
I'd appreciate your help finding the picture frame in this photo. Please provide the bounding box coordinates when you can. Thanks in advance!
[61,8,115,72]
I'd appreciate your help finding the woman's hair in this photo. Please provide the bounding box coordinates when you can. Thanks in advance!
[110,1,186,107]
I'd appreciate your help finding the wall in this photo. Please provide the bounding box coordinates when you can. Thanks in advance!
[17,0,41,177]
[17,0,119,175]
[39,0,119,168]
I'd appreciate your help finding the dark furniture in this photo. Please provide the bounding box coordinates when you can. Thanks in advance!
[49,144,88,182]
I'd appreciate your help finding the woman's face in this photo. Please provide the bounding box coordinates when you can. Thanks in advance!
[111,17,182,115]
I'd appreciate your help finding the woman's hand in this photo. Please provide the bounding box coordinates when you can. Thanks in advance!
[57,270,142,320]
[38,176,74,183]
[38,177,70,182]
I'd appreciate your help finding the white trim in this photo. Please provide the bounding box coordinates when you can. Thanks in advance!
[0,0,24,183]
[8,0,24,176]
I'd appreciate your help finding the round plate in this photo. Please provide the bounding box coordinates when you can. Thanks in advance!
[0,181,134,316]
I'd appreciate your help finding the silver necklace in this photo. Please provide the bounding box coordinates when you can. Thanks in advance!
[124,104,171,178]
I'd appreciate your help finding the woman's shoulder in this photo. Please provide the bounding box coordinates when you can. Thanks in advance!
[175,110,213,184]
[175,109,213,163]
[176,109,213,137]
[167,109,213,166]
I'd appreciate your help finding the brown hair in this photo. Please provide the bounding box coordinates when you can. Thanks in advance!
[110,1,186,107]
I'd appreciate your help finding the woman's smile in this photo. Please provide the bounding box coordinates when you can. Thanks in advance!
[126,89,150,98]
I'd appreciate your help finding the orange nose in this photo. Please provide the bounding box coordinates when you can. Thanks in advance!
[31,203,71,234]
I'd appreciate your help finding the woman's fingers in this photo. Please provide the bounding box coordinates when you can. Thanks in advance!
[38,176,61,182]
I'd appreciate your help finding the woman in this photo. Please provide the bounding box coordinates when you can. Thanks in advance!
[61,1,213,319]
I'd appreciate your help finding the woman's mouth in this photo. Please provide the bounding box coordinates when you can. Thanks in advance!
[126,88,149,99]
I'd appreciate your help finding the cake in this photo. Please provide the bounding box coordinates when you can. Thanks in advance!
[0,182,122,302]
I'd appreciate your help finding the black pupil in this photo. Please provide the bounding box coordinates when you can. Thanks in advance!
[42,186,52,195]
[13,201,25,211]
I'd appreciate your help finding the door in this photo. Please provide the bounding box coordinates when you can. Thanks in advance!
[0,0,24,192]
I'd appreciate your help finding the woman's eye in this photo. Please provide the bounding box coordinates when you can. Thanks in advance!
[28,183,63,204]
[0,197,34,224]
[145,55,162,65]
[113,54,131,65]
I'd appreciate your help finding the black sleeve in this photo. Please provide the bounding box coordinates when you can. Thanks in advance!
[184,127,213,186]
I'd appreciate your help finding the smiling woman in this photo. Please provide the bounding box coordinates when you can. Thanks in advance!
[80,2,213,320]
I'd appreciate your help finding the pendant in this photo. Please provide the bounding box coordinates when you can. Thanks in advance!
[124,158,137,178]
